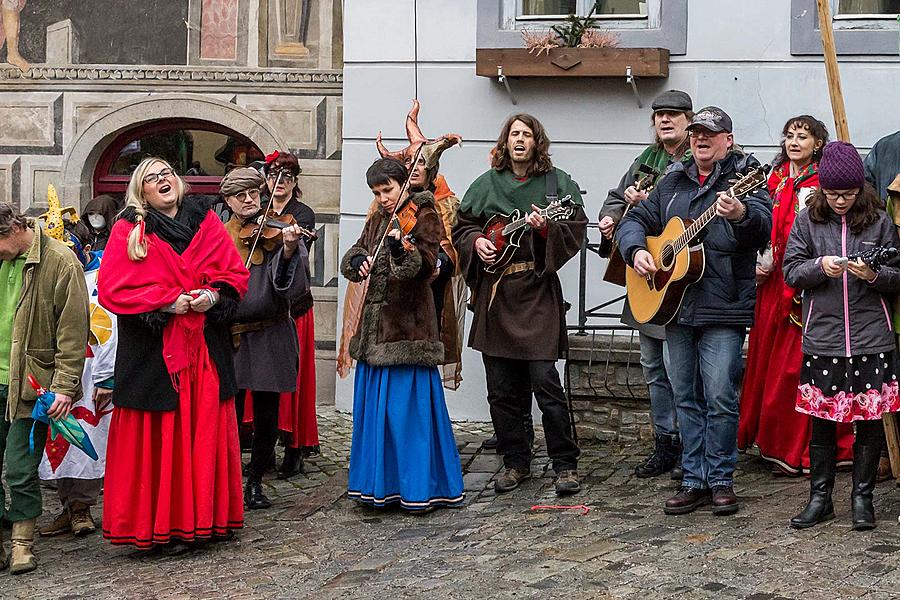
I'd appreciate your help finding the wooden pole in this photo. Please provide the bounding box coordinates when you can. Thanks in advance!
[817,0,850,141]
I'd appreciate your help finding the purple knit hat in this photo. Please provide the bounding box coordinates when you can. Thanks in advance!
[818,141,865,190]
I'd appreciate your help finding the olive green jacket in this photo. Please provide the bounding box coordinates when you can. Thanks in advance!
[6,225,89,421]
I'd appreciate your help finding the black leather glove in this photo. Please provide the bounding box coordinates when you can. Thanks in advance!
[386,235,404,259]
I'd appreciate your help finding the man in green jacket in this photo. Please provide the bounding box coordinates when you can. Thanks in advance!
[0,202,88,575]
[597,90,694,481]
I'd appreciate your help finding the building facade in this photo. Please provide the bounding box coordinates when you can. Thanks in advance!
[340,0,900,420]
[0,0,343,401]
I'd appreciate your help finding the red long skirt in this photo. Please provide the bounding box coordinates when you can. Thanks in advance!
[242,310,319,449]
[738,267,854,474]
[102,349,244,549]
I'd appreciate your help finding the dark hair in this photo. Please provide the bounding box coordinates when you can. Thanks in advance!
[366,158,408,189]
[807,182,882,234]
[0,202,30,238]
[773,115,829,168]
[491,114,553,176]
[69,220,94,247]
[266,151,301,176]
[650,110,695,145]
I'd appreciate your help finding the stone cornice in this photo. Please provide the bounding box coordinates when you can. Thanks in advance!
[0,65,343,85]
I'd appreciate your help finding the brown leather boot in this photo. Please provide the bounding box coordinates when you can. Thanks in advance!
[10,519,37,575]
[39,509,72,537]
[69,503,96,537]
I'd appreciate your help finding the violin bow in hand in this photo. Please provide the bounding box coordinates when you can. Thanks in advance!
[245,168,284,269]
[368,144,424,265]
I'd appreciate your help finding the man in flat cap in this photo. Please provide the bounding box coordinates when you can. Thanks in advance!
[616,106,772,517]
[597,90,694,482]
[221,167,311,511]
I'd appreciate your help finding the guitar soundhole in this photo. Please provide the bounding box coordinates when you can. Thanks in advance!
[659,244,675,270]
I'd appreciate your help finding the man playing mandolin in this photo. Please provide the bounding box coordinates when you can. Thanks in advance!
[453,114,587,496]
[616,107,772,516]
[598,89,694,481]
[221,167,311,510]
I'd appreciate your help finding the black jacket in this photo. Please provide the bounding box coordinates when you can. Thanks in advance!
[616,151,773,327]
[113,200,240,411]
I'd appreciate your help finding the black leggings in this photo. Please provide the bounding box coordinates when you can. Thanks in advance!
[811,416,883,449]
[235,390,280,481]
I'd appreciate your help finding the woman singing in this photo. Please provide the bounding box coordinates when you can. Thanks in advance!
[98,157,249,549]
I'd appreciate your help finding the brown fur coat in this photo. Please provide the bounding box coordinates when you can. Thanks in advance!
[340,191,444,367]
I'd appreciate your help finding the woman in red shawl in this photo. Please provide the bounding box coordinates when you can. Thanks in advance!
[738,116,853,474]
[98,157,249,549]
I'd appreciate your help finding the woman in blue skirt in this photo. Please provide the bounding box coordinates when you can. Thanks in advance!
[340,157,464,511]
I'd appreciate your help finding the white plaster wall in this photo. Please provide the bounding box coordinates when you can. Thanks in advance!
[339,0,900,420]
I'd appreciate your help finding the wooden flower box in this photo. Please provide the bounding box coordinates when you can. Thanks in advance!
[475,47,669,78]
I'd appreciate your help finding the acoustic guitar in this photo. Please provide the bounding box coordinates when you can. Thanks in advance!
[482,195,574,274]
[625,164,770,325]
[602,164,660,287]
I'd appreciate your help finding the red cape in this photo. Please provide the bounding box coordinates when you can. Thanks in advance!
[99,211,249,385]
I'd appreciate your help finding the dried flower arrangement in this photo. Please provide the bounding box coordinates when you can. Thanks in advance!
[521,0,620,55]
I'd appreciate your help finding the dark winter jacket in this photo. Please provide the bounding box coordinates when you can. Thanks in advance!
[340,191,444,367]
[783,208,900,357]
[616,151,773,327]
[864,130,900,201]
[277,196,317,317]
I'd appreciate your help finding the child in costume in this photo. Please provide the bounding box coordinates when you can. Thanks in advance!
[38,220,116,538]
[340,157,464,511]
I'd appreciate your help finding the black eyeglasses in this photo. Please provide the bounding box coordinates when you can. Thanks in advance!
[143,168,174,185]
[266,170,296,183]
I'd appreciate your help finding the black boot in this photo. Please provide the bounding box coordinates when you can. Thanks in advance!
[278,447,304,479]
[851,443,880,531]
[244,479,272,510]
[635,434,680,478]
[790,445,836,529]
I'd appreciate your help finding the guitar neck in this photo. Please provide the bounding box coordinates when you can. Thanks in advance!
[502,207,552,236]
[670,176,761,254]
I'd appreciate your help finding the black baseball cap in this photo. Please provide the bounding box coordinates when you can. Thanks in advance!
[687,106,733,133]
[651,90,693,113]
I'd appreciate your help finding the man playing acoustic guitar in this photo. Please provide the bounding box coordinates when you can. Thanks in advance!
[453,114,587,496]
[616,107,772,516]
[598,89,694,481]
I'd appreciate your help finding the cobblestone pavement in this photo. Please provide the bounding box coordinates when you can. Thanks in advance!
[4,408,900,599]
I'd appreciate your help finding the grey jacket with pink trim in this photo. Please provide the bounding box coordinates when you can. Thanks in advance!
[783,208,900,357]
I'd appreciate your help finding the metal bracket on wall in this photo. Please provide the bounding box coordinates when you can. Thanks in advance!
[497,65,518,106]
[626,66,642,108]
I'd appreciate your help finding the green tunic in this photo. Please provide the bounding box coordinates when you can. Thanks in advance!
[0,255,26,385]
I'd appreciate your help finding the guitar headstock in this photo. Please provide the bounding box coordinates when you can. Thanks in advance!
[634,164,661,193]
[728,164,771,200]
[545,195,575,222]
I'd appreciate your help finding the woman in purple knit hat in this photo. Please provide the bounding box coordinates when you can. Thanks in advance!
[782,141,900,531]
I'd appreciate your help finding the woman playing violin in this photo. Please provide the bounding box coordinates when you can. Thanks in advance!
[340,157,464,512]
[259,151,320,478]
[220,167,311,510]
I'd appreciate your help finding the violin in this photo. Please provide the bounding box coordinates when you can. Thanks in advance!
[390,198,419,252]
[237,210,318,266]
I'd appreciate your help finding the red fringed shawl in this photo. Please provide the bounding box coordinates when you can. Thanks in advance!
[98,211,249,387]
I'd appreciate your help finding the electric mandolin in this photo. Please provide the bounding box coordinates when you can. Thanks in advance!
[625,164,770,325]
[482,195,574,274]
[603,164,660,287]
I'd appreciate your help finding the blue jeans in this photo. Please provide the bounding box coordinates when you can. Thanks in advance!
[665,325,745,489]
[638,333,678,439]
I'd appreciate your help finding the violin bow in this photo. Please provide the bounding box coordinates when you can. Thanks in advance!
[244,168,285,269]
[368,144,425,265]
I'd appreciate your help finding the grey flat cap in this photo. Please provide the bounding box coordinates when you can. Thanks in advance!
[651,90,693,113]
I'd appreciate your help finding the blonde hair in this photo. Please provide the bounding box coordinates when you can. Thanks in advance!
[122,157,186,261]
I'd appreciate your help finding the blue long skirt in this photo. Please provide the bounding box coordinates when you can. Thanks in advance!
[347,361,465,511]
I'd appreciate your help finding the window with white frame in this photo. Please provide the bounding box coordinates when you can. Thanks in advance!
[790,0,900,54]
[518,0,648,18]
[477,0,686,54]
[835,0,900,16]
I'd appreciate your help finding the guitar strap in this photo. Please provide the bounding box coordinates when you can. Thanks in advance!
[545,169,558,205]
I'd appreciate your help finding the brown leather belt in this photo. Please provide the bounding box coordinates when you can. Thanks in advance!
[230,317,285,349]
[489,261,534,310]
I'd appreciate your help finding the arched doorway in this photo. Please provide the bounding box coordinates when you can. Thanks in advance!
[93,119,265,200]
